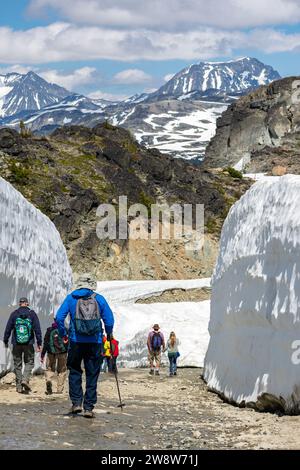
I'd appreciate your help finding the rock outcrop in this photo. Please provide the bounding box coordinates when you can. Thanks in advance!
[0,123,251,279]
[204,77,300,170]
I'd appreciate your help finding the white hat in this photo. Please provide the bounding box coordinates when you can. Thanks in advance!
[74,272,97,291]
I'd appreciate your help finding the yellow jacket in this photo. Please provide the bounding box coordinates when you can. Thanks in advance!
[103,340,111,357]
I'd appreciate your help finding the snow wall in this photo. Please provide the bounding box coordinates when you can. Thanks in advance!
[0,177,73,373]
[204,175,300,413]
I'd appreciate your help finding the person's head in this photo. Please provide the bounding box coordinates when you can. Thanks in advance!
[19,297,29,307]
[74,272,97,291]
[169,331,176,346]
[153,323,160,332]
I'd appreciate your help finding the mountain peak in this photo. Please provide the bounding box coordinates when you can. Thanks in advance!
[152,57,281,100]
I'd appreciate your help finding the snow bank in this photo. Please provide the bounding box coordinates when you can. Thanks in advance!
[111,300,210,368]
[97,278,211,304]
[204,175,300,412]
[0,178,73,373]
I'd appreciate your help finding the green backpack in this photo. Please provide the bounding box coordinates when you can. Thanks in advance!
[49,328,67,354]
[15,316,32,344]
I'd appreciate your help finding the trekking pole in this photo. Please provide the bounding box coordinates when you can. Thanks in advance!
[109,338,125,410]
[113,368,125,410]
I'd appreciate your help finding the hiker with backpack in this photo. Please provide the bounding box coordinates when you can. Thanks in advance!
[108,334,119,374]
[166,331,180,377]
[147,324,165,376]
[101,335,111,373]
[55,273,114,418]
[40,321,68,395]
[3,297,42,393]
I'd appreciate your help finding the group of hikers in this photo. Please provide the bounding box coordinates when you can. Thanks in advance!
[2,273,180,418]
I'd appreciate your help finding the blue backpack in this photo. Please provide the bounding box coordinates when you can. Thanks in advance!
[151,332,162,351]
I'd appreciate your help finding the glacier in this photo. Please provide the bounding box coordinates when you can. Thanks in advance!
[96,279,211,368]
[204,175,300,412]
[0,177,73,373]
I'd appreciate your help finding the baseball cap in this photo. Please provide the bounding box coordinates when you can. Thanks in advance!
[19,297,29,303]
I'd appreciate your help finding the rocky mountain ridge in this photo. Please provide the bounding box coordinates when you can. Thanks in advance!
[0,123,251,279]
[204,76,300,171]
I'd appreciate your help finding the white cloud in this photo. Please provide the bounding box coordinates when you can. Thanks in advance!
[113,69,152,84]
[164,73,175,82]
[87,90,128,102]
[39,66,97,90]
[0,22,299,64]
[0,64,36,75]
[28,0,300,30]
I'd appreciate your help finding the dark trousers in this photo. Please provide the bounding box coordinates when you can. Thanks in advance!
[12,344,35,385]
[168,354,177,375]
[67,342,102,411]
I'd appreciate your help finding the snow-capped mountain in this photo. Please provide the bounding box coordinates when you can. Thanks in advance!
[3,93,107,133]
[0,71,69,118]
[0,58,281,161]
[151,57,280,100]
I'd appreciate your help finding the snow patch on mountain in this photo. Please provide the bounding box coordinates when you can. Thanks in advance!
[204,175,300,412]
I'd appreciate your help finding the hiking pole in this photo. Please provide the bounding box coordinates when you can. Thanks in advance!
[113,368,126,410]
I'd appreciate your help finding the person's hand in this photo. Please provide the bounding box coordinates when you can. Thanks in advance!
[107,333,112,342]
[63,336,69,344]
[36,345,42,353]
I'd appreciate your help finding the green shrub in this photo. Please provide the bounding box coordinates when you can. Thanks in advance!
[9,163,30,185]
[226,166,243,179]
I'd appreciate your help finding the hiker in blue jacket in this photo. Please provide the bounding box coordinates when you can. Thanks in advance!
[56,273,114,418]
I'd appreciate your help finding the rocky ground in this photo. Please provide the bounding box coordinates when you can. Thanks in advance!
[1,368,300,450]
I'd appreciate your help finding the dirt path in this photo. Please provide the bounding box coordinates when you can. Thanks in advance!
[0,368,300,450]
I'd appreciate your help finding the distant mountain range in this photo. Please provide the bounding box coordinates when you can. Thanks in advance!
[0,58,281,162]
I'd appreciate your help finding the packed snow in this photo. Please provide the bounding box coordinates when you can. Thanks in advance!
[204,175,300,412]
[97,278,211,367]
[0,178,73,373]
[97,278,210,304]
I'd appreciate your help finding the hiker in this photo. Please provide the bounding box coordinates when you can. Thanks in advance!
[109,334,119,374]
[40,321,68,395]
[166,331,180,376]
[100,335,110,373]
[3,297,42,393]
[147,324,165,376]
[56,273,114,418]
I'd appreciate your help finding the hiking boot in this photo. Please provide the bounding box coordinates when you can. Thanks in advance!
[174,372,177,376]
[83,409,95,419]
[149,369,154,375]
[16,385,23,393]
[21,381,31,393]
[70,404,82,414]
[45,381,52,395]
[155,370,160,376]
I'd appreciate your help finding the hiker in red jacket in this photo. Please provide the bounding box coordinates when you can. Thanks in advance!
[109,335,119,373]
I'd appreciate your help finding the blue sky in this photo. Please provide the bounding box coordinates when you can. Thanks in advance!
[0,0,300,100]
